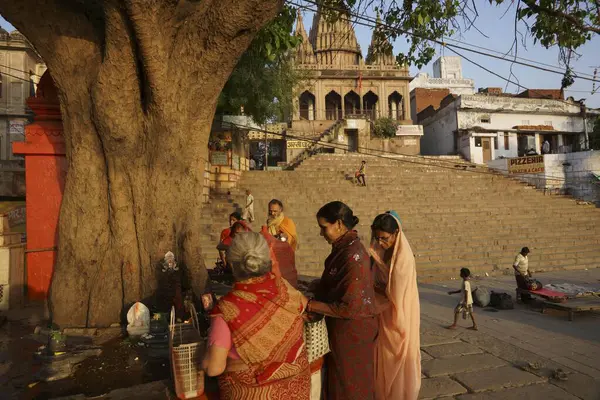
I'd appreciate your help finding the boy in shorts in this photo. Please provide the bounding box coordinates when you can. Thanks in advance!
[447,268,478,330]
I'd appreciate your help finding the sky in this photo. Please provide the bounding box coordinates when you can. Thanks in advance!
[2,3,599,108]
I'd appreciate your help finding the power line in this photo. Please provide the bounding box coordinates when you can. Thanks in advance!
[224,120,594,184]
[290,0,600,85]
[291,0,599,111]
[0,64,42,78]
[0,69,34,84]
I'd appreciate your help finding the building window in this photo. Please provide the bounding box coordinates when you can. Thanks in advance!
[521,120,530,125]
[480,117,490,124]
[544,121,553,126]
[474,137,482,147]
[494,136,498,150]
[504,133,510,150]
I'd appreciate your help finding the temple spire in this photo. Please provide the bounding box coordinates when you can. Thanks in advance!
[294,11,316,64]
[308,6,362,66]
[366,12,395,66]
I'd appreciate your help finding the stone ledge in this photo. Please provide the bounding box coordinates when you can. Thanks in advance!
[422,353,507,377]
[419,377,467,399]
[453,365,545,393]
[456,383,579,400]
[423,341,483,359]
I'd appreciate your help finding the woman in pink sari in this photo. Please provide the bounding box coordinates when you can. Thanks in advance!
[370,211,421,400]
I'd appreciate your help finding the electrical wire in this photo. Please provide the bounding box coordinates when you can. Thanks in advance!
[0,69,35,84]
[290,0,600,85]
[223,120,596,183]
[0,64,42,78]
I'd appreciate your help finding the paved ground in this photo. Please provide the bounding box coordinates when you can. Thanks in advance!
[418,269,600,399]
[2,269,600,399]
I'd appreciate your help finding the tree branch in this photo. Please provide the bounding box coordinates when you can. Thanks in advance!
[522,0,600,35]
[123,0,179,109]
[169,0,284,113]
[0,0,102,80]
[91,0,145,154]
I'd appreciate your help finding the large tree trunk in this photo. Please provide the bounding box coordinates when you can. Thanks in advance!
[0,0,283,327]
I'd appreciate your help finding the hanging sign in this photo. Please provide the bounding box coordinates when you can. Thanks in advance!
[287,140,311,149]
[210,151,229,166]
[508,155,544,174]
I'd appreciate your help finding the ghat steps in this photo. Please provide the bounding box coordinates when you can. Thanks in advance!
[199,154,600,280]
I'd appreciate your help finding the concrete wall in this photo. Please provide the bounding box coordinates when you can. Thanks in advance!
[487,152,600,205]
[208,155,250,195]
[368,136,421,155]
[459,95,581,115]
[0,169,25,197]
[457,109,584,133]
[410,88,450,123]
[420,102,458,155]
[290,120,337,138]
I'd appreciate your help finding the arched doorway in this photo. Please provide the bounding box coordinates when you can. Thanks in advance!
[363,91,379,120]
[299,91,315,121]
[388,91,404,120]
[344,91,361,116]
[325,91,342,120]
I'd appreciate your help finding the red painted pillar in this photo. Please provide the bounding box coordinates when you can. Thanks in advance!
[12,72,67,301]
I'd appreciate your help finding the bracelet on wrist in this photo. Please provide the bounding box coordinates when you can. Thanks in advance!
[305,297,313,313]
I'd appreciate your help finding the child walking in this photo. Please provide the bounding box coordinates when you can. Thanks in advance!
[447,268,478,330]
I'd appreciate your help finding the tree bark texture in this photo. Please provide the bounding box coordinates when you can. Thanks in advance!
[0,0,283,327]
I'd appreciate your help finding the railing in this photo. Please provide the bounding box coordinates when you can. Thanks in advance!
[286,120,345,170]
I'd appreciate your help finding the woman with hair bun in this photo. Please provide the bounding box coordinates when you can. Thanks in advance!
[305,201,379,400]
[203,232,310,399]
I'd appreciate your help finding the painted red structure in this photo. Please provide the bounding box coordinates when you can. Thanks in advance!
[13,72,67,301]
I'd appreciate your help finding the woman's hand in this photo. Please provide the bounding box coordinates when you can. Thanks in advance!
[307,279,320,293]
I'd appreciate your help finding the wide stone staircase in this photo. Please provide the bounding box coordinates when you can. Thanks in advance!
[199,154,600,280]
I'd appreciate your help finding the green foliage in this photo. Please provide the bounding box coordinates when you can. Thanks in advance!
[331,0,598,81]
[216,6,303,124]
[495,0,598,50]
[373,117,399,138]
[492,0,598,87]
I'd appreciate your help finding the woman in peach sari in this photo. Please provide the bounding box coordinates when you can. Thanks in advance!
[370,211,421,400]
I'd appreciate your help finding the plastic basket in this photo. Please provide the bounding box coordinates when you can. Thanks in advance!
[169,305,205,399]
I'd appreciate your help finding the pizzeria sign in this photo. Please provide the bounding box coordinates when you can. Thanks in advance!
[508,155,545,174]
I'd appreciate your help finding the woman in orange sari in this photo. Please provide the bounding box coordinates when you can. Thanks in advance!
[203,232,310,399]
[370,211,421,400]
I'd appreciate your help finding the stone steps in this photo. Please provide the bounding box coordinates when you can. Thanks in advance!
[199,154,600,278]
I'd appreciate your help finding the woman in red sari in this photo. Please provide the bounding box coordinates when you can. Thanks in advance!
[306,201,379,400]
[203,232,310,399]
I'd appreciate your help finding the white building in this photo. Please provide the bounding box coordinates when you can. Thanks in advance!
[419,92,587,164]
[409,56,475,122]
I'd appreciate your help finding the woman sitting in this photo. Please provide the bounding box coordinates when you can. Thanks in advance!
[203,232,310,399]
[216,221,252,273]
[370,211,421,400]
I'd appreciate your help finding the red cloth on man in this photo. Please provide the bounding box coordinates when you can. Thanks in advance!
[260,226,298,288]
[220,221,252,247]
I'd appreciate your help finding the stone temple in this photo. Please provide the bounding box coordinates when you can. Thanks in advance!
[291,10,413,134]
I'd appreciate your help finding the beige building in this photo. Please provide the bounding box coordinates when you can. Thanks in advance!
[0,29,46,162]
[0,29,46,195]
[288,11,420,161]
[292,11,412,127]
